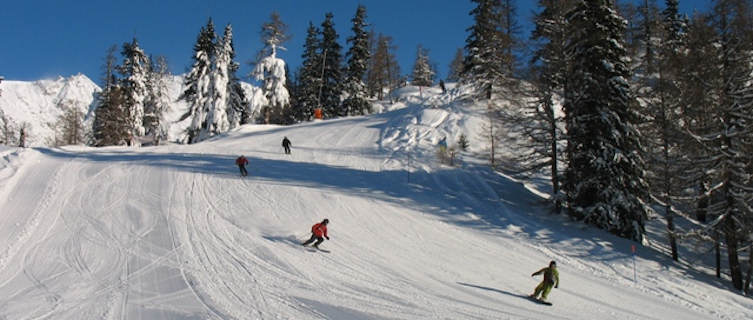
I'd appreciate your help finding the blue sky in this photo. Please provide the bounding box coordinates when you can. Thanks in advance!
[1,0,712,83]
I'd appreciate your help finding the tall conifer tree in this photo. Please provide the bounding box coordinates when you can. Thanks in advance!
[411,45,435,87]
[342,5,372,116]
[179,18,216,143]
[563,0,650,242]
[293,22,322,122]
[119,38,150,142]
[253,12,291,124]
[318,13,344,118]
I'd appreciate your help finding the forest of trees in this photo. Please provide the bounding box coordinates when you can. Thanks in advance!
[490,0,753,293]
[1,0,746,294]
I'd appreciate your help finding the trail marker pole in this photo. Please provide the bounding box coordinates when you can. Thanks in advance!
[631,244,637,282]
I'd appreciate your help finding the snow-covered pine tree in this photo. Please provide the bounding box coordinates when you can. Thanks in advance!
[411,45,435,87]
[179,18,216,144]
[446,48,464,82]
[281,64,296,124]
[222,25,247,127]
[205,24,235,135]
[318,12,344,118]
[463,0,510,95]
[253,12,291,124]
[342,5,371,116]
[293,22,322,122]
[143,56,171,145]
[563,0,650,242]
[93,45,130,146]
[119,38,150,143]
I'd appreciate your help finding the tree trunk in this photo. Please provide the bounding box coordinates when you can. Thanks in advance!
[716,239,721,278]
[725,217,743,290]
[487,100,495,168]
[697,180,708,223]
[667,206,678,261]
[551,119,560,214]
[744,246,752,295]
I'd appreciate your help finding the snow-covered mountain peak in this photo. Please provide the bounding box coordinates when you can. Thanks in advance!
[0,74,101,146]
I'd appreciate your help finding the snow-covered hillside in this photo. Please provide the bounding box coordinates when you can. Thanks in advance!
[0,85,751,319]
[0,74,100,146]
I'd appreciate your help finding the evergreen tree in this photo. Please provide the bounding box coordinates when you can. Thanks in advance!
[119,38,150,142]
[206,24,234,134]
[318,13,344,118]
[447,48,464,82]
[411,45,435,87]
[179,18,216,143]
[253,12,291,124]
[144,55,171,145]
[618,1,642,59]
[563,0,650,242]
[293,22,322,122]
[463,0,512,95]
[93,45,129,146]
[224,25,247,127]
[342,5,372,116]
[281,65,297,124]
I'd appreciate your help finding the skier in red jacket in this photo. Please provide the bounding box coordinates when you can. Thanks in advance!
[235,155,249,176]
[302,218,329,248]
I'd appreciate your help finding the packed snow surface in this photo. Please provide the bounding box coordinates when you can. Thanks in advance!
[0,87,751,319]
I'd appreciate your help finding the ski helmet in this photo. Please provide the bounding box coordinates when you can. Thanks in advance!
[322,218,329,224]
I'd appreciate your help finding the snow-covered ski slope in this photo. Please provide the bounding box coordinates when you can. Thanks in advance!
[1,87,751,319]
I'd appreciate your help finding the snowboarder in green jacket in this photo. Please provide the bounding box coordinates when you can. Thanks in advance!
[530,260,559,301]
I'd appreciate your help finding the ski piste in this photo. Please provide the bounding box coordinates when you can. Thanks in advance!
[0,82,744,319]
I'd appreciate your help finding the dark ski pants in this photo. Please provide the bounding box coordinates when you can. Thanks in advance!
[302,234,324,247]
[238,164,248,176]
[283,146,291,154]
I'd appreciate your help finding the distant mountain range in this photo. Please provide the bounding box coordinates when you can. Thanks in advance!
[0,74,261,146]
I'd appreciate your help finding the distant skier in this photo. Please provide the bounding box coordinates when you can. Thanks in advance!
[530,260,559,302]
[438,136,447,154]
[301,218,329,249]
[235,155,249,176]
[282,136,292,154]
[439,79,446,94]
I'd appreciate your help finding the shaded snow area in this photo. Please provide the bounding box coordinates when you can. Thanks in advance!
[1,85,752,319]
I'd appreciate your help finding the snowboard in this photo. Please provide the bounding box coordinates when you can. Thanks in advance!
[528,296,552,306]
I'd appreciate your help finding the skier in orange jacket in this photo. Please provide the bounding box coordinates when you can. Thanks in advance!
[302,219,329,249]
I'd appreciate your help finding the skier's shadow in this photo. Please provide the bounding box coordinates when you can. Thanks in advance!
[263,235,305,247]
[457,282,529,300]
